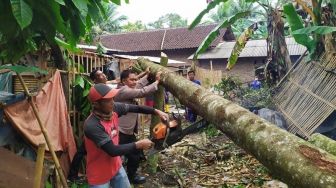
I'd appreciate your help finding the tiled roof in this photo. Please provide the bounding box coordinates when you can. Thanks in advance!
[192,37,307,59]
[100,24,232,52]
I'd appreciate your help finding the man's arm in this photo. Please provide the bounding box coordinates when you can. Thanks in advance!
[114,102,168,120]
[136,68,150,80]
[106,78,120,84]
[115,82,158,100]
[136,75,149,89]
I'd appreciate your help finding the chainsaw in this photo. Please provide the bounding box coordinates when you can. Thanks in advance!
[148,116,209,155]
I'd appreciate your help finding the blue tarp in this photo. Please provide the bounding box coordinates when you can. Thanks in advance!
[314,111,336,140]
[0,72,13,93]
[0,91,34,160]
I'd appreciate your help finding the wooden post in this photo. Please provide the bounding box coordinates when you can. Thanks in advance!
[210,60,213,71]
[33,143,46,188]
[16,74,69,188]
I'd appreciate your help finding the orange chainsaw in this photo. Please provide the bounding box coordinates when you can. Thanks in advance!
[149,118,209,154]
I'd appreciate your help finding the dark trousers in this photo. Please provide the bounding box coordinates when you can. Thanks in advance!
[119,132,142,179]
[68,143,87,179]
[186,108,197,123]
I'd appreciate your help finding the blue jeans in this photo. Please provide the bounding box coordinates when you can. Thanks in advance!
[90,167,131,188]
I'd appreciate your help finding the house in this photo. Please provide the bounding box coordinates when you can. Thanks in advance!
[100,24,235,74]
[191,37,306,84]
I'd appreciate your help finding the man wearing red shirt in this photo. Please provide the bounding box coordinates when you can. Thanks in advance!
[84,83,168,187]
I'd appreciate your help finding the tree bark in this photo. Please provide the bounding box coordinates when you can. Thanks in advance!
[266,9,292,82]
[137,58,336,188]
[309,133,336,156]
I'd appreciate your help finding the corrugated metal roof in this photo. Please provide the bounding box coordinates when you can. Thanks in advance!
[191,37,306,59]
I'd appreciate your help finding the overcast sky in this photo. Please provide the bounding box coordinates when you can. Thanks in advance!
[117,0,209,24]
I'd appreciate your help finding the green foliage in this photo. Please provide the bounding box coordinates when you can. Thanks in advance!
[122,21,147,32]
[55,37,81,53]
[148,13,188,29]
[208,0,265,39]
[70,182,89,188]
[87,3,127,39]
[283,3,316,54]
[10,0,33,30]
[214,76,242,98]
[189,0,228,30]
[292,26,336,35]
[45,181,52,188]
[0,64,48,74]
[214,76,274,109]
[0,0,127,62]
[73,75,92,119]
[193,11,250,59]
[203,124,222,138]
[239,87,274,110]
[227,23,257,70]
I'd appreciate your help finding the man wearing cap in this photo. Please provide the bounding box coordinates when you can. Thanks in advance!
[84,83,168,188]
[67,68,153,182]
[113,69,161,184]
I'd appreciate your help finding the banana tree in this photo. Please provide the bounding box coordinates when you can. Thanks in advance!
[190,0,292,83]
[283,0,336,59]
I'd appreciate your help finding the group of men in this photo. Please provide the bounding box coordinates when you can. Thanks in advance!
[68,68,201,188]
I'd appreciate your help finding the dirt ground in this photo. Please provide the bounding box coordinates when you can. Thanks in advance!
[135,131,288,188]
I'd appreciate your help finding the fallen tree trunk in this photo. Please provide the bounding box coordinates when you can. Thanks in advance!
[309,133,336,156]
[137,57,336,188]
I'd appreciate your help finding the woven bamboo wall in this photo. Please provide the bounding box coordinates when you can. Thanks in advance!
[195,66,223,88]
[274,53,336,138]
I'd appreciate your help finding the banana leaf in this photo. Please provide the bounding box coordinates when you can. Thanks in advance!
[292,26,336,35]
[0,64,48,74]
[283,3,316,54]
[193,11,250,59]
[189,0,228,30]
[227,23,257,70]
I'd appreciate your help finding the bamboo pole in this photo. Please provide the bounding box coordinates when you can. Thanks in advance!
[147,52,168,174]
[16,74,69,188]
[33,143,46,188]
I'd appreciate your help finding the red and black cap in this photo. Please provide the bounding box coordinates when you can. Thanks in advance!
[88,83,119,102]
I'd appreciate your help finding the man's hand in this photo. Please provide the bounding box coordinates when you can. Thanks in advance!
[135,139,154,150]
[154,109,169,121]
[145,67,150,74]
[155,71,162,82]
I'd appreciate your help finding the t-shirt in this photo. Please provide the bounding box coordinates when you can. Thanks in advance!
[84,102,155,184]
[191,79,201,85]
[250,80,261,90]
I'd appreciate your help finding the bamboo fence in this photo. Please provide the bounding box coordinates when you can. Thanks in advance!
[195,66,223,88]
[274,53,336,138]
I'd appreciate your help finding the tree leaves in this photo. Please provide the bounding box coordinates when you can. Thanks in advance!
[192,11,250,59]
[73,0,88,17]
[10,0,32,29]
[292,26,336,35]
[227,23,257,70]
[283,3,316,54]
[0,64,48,74]
[189,0,228,30]
[54,0,65,6]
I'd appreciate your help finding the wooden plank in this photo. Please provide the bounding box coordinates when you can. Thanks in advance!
[0,147,39,188]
